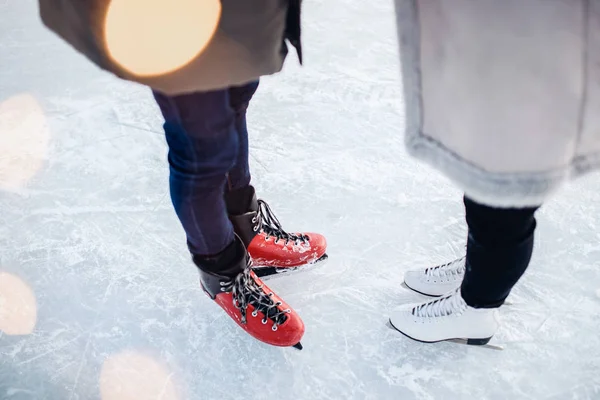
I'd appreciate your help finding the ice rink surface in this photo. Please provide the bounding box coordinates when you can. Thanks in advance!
[1,1,600,399]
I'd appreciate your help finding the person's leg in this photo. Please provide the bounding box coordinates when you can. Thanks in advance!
[226,80,259,191]
[152,87,304,348]
[152,89,237,256]
[221,80,328,274]
[391,196,539,345]
[461,196,539,308]
[404,198,538,298]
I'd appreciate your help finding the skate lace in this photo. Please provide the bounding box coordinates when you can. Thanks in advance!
[424,257,465,279]
[220,259,291,330]
[254,199,309,245]
[412,289,467,318]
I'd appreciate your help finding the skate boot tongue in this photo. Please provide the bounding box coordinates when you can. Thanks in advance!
[258,199,308,245]
[424,257,466,278]
[225,268,290,326]
[225,185,262,247]
[412,289,467,318]
[225,185,258,215]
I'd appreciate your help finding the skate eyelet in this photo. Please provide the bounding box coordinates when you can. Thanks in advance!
[272,325,278,332]
[275,301,282,306]
[251,310,258,317]
[261,319,267,325]
[286,309,291,313]
[253,226,259,232]
[252,217,257,223]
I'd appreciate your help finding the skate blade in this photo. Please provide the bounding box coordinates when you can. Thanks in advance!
[447,338,504,351]
[387,320,503,350]
[253,253,328,280]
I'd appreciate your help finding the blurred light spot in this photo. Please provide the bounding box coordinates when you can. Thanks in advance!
[104,0,221,77]
[0,272,37,335]
[0,94,49,191]
[100,351,180,400]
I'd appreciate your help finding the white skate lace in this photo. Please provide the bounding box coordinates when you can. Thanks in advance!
[424,257,466,279]
[253,199,309,246]
[412,289,467,318]
[220,259,291,331]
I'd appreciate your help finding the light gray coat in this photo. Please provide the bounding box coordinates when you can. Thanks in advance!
[396,0,600,207]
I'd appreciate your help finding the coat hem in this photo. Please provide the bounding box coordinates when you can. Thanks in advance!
[406,131,600,208]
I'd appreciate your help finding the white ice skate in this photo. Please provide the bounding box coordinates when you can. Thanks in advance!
[389,289,500,347]
[403,257,465,297]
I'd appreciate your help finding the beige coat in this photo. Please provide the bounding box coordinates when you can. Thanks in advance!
[38,0,300,95]
[396,0,600,207]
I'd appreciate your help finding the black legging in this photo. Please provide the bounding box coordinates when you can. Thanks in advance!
[461,197,539,308]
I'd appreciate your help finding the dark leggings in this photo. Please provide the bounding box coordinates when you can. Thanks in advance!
[461,197,539,308]
[151,81,259,257]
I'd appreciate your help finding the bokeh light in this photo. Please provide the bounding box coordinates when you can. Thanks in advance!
[0,272,37,335]
[100,351,180,400]
[104,0,222,77]
[0,94,49,190]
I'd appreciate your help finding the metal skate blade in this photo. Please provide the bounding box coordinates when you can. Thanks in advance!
[314,253,329,264]
[254,253,329,281]
[388,320,503,350]
[447,338,504,351]
[292,342,303,350]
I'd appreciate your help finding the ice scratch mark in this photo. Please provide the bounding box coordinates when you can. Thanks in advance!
[117,122,163,135]
[249,152,269,173]
[157,372,175,400]
[30,205,172,216]
[127,192,168,242]
[67,330,93,400]
[17,334,82,366]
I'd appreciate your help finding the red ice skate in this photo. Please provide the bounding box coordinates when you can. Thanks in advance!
[195,236,304,349]
[225,185,327,278]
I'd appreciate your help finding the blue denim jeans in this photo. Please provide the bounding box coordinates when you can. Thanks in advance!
[152,81,259,256]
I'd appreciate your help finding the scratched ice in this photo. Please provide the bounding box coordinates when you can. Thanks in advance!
[1,1,600,399]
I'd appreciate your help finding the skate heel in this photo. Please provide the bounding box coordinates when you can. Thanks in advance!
[199,282,215,300]
[466,337,492,346]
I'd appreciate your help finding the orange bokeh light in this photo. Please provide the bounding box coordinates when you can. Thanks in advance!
[104,0,222,77]
[0,272,37,335]
[100,351,180,400]
[0,94,49,191]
